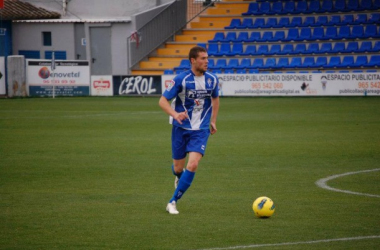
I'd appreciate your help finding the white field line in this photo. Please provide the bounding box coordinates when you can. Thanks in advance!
[0,111,161,119]
[195,235,380,250]
[315,168,380,198]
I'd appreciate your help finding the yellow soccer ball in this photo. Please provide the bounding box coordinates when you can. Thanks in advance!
[252,196,275,218]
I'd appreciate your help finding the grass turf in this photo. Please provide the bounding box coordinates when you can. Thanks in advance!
[0,97,379,249]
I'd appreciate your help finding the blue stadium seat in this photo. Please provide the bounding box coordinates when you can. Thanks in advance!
[351,26,364,39]
[236,69,247,74]
[215,44,230,56]
[236,32,249,42]
[332,42,346,53]
[268,44,281,55]
[284,1,295,13]
[353,56,368,67]
[211,69,222,74]
[198,43,207,49]
[325,27,338,40]
[278,17,290,27]
[334,0,347,12]
[272,1,283,14]
[225,59,240,69]
[265,18,278,28]
[261,32,274,42]
[364,25,378,38]
[346,42,359,53]
[257,45,269,55]
[248,69,259,74]
[224,69,234,74]
[209,32,224,43]
[347,0,359,11]
[295,1,308,13]
[354,14,367,24]
[327,16,342,26]
[174,59,191,71]
[312,27,325,40]
[237,58,252,69]
[342,15,354,25]
[208,59,215,69]
[273,31,286,41]
[337,26,351,39]
[360,0,373,10]
[276,58,289,69]
[222,32,237,42]
[252,18,265,28]
[309,0,321,13]
[164,69,174,74]
[289,17,302,27]
[321,0,334,12]
[260,2,272,15]
[315,57,328,67]
[285,28,299,41]
[374,0,380,9]
[299,28,312,41]
[237,18,254,29]
[294,43,307,54]
[367,55,380,67]
[372,41,380,52]
[368,13,380,23]
[302,16,316,27]
[248,32,261,42]
[242,2,259,15]
[315,16,328,26]
[302,57,316,68]
[213,59,227,70]
[252,58,264,69]
[320,43,332,53]
[326,56,341,68]
[358,41,373,52]
[209,45,221,56]
[228,43,243,56]
[289,57,303,68]
[263,58,276,69]
[242,45,257,55]
[306,43,320,54]
[225,19,241,29]
[279,44,294,55]
[340,56,355,67]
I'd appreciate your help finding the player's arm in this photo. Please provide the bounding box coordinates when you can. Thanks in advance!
[159,96,188,124]
[210,96,219,135]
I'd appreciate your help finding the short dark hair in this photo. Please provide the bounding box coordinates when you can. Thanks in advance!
[189,46,207,61]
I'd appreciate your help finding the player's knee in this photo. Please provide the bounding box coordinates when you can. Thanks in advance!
[186,161,199,172]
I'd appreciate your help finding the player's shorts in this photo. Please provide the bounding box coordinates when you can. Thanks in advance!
[171,125,210,160]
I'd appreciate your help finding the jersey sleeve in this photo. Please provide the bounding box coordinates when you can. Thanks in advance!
[163,76,182,100]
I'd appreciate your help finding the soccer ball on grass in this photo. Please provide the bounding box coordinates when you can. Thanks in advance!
[252,196,275,218]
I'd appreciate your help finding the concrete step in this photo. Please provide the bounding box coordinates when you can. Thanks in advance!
[174,34,214,42]
[131,70,164,75]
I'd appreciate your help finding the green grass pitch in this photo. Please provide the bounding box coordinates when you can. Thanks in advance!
[1,97,379,249]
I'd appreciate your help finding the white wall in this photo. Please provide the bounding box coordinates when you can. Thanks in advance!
[12,23,76,60]
[20,0,173,19]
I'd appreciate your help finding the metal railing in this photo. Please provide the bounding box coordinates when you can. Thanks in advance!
[128,0,214,70]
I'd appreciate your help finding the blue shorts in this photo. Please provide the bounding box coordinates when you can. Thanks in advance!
[171,126,210,160]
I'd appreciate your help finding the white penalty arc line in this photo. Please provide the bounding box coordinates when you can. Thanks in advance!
[315,168,380,198]
[195,235,380,250]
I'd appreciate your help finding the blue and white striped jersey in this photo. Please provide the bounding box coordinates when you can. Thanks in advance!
[163,70,219,130]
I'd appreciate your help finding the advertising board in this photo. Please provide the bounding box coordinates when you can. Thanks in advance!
[27,60,90,97]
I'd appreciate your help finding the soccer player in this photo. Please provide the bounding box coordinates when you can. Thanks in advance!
[159,46,220,214]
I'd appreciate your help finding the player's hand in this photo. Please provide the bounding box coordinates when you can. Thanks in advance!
[174,111,188,124]
[210,122,217,135]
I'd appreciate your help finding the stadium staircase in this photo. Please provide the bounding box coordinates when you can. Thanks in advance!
[131,0,380,75]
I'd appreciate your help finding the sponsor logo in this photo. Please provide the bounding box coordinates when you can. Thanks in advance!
[165,79,174,90]
[93,79,110,89]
